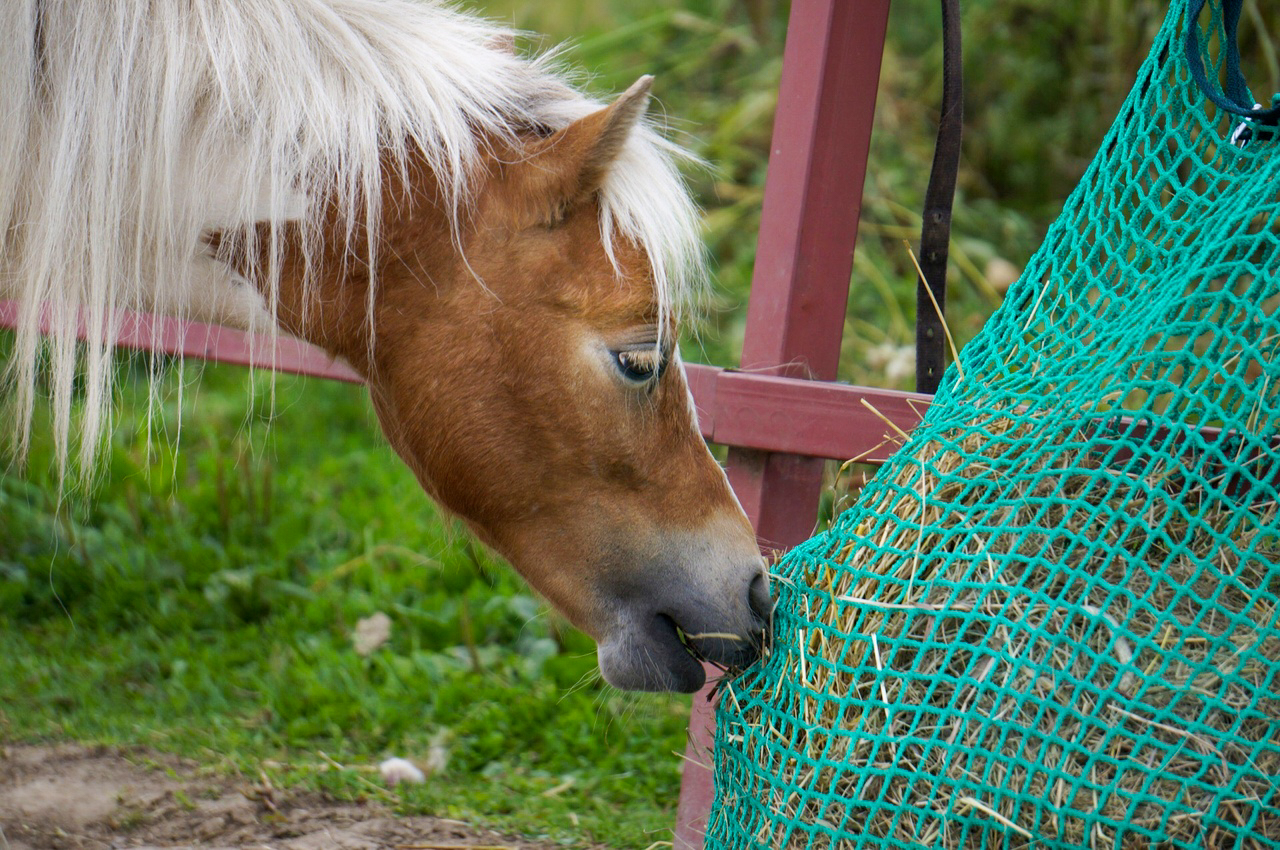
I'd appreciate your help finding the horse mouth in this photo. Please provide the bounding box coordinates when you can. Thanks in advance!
[596,612,763,693]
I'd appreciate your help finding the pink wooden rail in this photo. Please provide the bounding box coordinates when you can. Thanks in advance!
[0,2,907,845]
[0,300,923,466]
[0,301,363,384]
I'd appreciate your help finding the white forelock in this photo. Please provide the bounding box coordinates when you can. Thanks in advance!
[0,0,705,480]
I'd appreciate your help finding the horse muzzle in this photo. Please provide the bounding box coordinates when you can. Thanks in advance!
[597,567,773,693]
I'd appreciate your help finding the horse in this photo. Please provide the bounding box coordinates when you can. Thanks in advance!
[0,0,770,692]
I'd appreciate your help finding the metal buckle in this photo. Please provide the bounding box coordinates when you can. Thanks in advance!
[1231,99,1279,149]
[1230,103,1265,148]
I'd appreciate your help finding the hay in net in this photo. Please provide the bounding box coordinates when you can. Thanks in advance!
[707,1,1280,847]
[717,416,1279,849]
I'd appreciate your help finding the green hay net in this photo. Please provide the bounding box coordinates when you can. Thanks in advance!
[707,1,1280,847]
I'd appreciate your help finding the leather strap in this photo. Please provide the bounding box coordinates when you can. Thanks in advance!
[1184,0,1280,123]
[915,0,963,395]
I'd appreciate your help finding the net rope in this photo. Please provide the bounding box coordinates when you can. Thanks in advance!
[707,1,1279,847]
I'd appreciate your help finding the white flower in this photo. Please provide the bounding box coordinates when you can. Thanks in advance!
[352,612,392,656]
[378,757,426,787]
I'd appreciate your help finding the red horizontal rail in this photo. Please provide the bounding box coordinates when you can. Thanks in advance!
[687,365,928,462]
[0,300,928,460]
[0,300,361,383]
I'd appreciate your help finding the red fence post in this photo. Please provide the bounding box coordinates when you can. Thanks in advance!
[672,1,892,847]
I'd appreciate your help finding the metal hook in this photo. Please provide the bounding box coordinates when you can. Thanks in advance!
[1230,97,1280,149]
[1230,103,1265,148]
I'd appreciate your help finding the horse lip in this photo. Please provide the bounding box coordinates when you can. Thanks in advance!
[596,614,707,693]
[670,613,763,672]
[593,553,770,692]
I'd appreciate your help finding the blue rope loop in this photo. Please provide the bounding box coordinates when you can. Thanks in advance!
[1184,0,1280,129]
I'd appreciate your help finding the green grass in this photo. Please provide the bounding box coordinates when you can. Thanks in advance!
[1,358,691,847]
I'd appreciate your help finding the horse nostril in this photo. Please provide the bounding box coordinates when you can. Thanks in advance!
[748,570,773,629]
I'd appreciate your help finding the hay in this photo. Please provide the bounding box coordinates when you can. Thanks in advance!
[708,2,1280,840]
[728,415,1280,849]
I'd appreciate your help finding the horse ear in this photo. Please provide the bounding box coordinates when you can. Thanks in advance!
[571,74,653,195]
[503,76,653,222]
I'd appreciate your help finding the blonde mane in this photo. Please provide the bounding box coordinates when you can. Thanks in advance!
[0,0,705,480]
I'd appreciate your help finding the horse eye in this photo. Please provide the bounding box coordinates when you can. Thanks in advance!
[613,348,664,385]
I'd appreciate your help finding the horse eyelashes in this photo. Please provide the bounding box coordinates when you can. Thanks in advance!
[614,348,665,384]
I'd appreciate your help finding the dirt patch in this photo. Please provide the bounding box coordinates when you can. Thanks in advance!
[0,744,569,850]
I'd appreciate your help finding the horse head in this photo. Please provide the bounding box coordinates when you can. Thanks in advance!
[213,78,770,692]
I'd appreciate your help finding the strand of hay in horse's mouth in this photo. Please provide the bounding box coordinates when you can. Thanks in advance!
[730,412,1280,849]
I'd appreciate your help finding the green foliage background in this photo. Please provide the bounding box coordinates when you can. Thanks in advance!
[2,1,1274,847]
